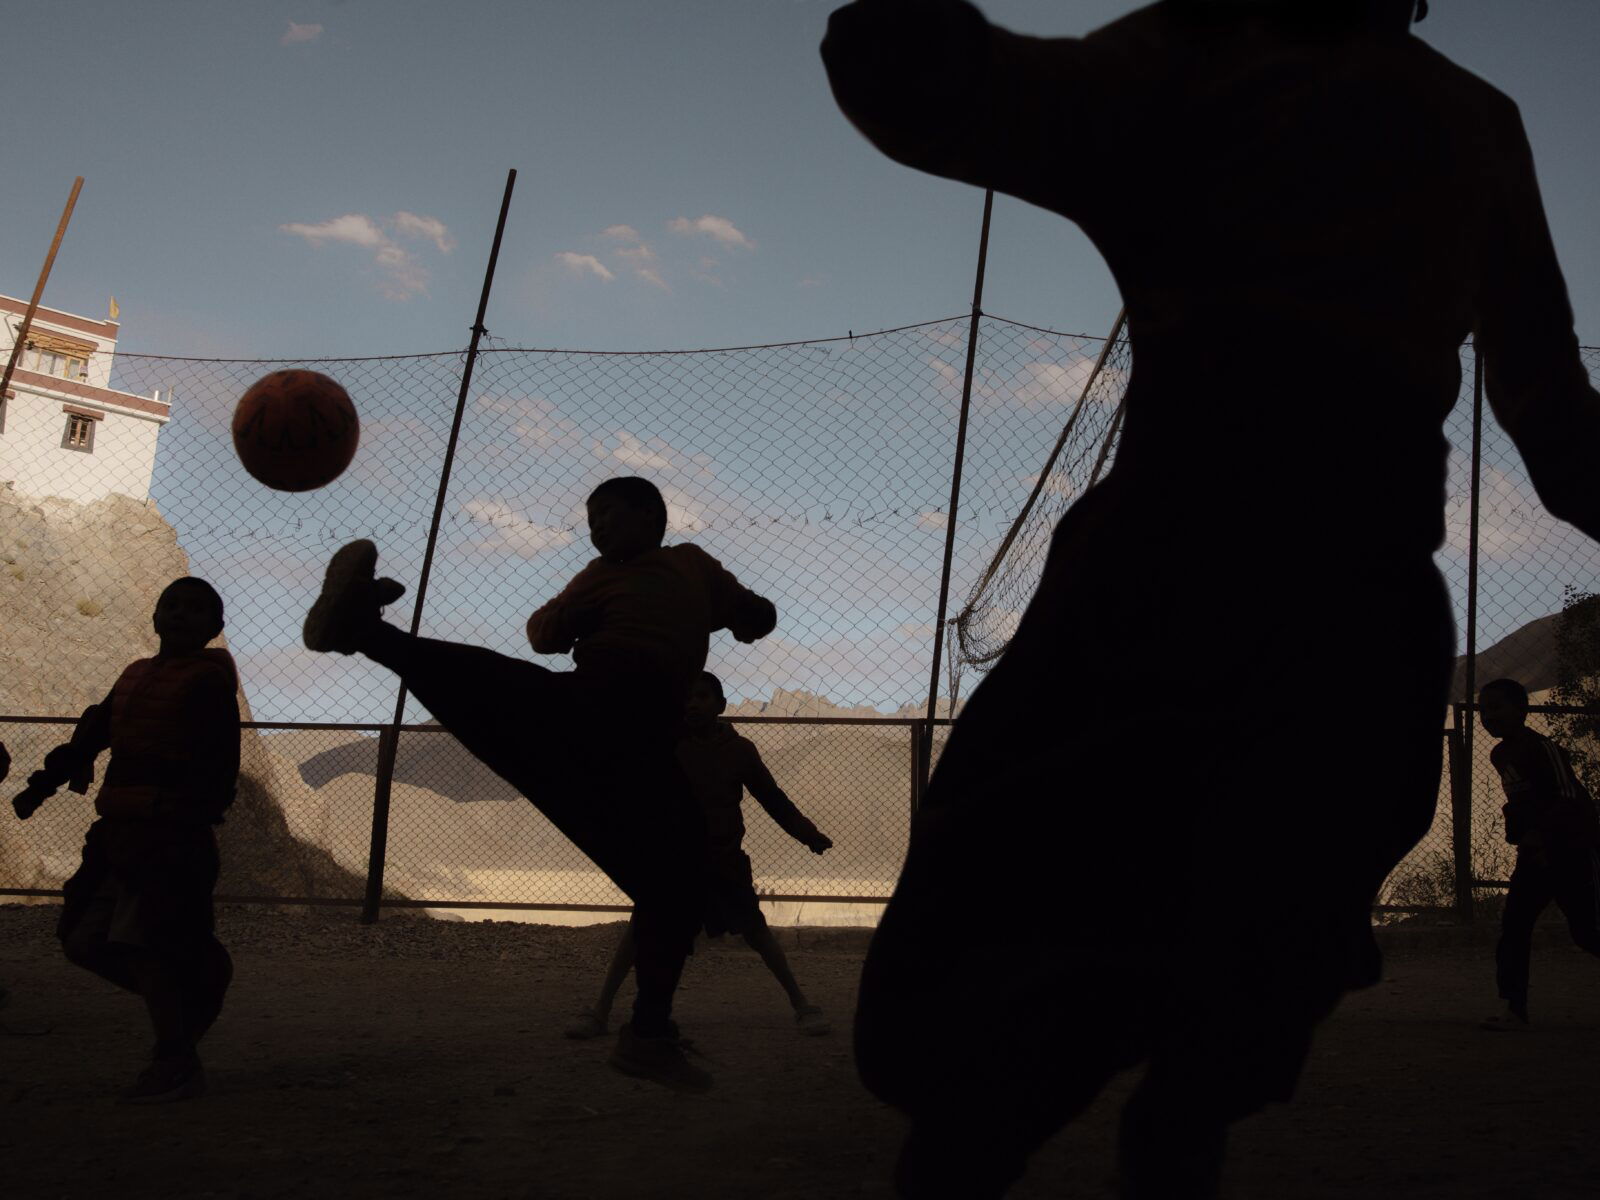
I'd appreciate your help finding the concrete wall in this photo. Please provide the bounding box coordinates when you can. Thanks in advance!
[0,382,163,504]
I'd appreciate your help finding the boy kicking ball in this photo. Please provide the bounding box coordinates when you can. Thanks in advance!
[1477,678,1600,1032]
[566,671,834,1041]
[11,578,239,1103]
[303,476,776,1092]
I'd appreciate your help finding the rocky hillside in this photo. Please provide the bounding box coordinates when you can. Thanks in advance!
[0,487,385,901]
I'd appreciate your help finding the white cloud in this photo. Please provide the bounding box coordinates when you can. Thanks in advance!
[915,511,950,532]
[282,20,323,46]
[636,267,669,291]
[1443,466,1546,560]
[1012,360,1095,408]
[280,214,385,248]
[601,225,642,242]
[797,275,827,289]
[476,393,584,453]
[605,432,673,471]
[462,499,575,558]
[897,621,937,640]
[556,252,615,282]
[928,356,963,390]
[279,212,455,301]
[392,211,456,253]
[615,244,657,264]
[668,214,754,250]
[1020,470,1076,501]
[661,486,708,534]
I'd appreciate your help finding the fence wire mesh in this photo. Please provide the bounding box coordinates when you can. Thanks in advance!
[1,317,1598,918]
[0,316,1087,910]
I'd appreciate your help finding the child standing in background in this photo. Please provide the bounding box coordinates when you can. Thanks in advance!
[566,671,834,1040]
[12,577,239,1103]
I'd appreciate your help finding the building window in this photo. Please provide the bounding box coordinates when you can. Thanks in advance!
[62,413,96,453]
[22,337,93,381]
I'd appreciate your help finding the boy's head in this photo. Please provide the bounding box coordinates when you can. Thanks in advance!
[153,577,224,654]
[1478,678,1529,739]
[586,477,667,564]
[685,671,727,727]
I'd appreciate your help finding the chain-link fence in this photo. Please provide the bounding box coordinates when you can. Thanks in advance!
[0,313,1086,913]
[1,311,1597,920]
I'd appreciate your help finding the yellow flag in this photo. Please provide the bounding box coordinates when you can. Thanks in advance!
[108,296,120,321]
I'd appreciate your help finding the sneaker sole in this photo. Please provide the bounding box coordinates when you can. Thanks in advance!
[304,540,378,653]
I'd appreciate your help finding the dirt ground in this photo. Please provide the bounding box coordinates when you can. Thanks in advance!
[3,904,1599,1200]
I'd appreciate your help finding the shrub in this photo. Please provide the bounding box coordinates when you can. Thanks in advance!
[75,598,103,617]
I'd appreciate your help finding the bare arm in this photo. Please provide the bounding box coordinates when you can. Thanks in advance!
[743,746,831,852]
[1477,102,1600,543]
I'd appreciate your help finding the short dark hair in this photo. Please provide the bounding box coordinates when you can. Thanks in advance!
[159,576,225,630]
[1479,677,1529,713]
[587,476,668,541]
[695,671,726,705]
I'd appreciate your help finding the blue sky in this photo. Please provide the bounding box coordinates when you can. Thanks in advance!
[4,2,1598,722]
[3,1,1598,357]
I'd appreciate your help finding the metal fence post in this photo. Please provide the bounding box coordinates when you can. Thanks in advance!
[360,169,518,923]
[920,188,994,806]
[1449,704,1473,920]
[1455,340,1484,922]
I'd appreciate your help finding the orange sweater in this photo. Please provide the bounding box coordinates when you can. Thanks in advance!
[526,544,775,693]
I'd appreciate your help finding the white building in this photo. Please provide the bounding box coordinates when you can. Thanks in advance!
[0,293,170,505]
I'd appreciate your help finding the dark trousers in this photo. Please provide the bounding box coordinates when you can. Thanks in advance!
[363,624,704,1036]
[58,818,233,1059]
[856,484,1456,1198]
[1496,843,1600,1013]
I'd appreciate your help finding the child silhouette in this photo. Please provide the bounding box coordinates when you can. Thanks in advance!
[304,476,777,1092]
[824,0,1600,1194]
[566,671,834,1040]
[13,577,238,1103]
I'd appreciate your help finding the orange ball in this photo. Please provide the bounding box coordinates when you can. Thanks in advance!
[232,370,359,492]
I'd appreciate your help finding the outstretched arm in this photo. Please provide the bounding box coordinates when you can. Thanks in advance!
[1477,101,1600,544]
[12,692,113,819]
[743,747,831,853]
[821,0,1142,215]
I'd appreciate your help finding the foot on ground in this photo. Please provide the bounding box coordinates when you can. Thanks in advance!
[564,1010,609,1040]
[1479,1010,1530,1032]
[608,1022,713,1094]
[795,1004,831,1036]
[121,1055,207,1105]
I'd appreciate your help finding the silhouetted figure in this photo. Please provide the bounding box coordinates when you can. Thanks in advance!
[303,476,777,1092]
[0,737,9,1013]
[12,577,238,1103]
[1476,678,1600,1032]
[565,671,835,1039]
[823,0,1600,1194]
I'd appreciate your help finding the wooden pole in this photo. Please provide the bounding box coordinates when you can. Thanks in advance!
[0,177,85,403]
